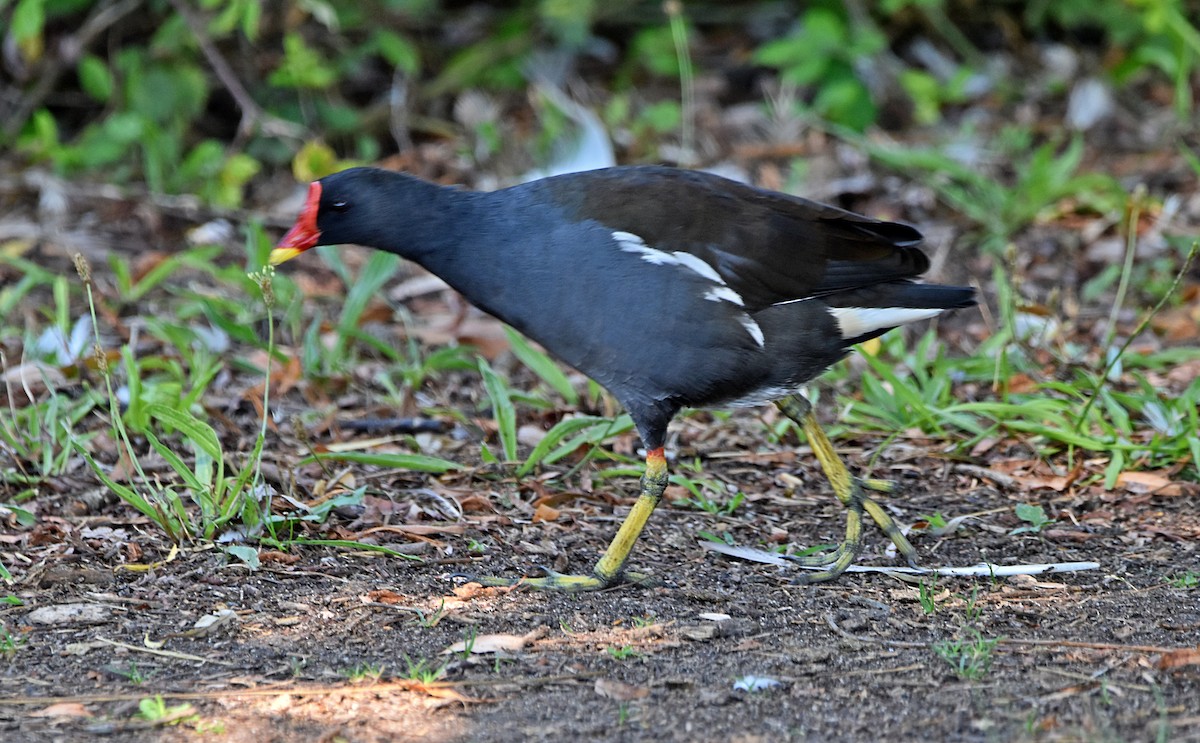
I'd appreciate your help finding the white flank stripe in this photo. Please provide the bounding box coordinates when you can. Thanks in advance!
[613,231,680,266]
[611,230,645,247]
[637,249,680,266]
[828,306,944,339]
[612,233,730,288]
[739,315,765,347]
[671,251,724,284]
[704,286,744,306]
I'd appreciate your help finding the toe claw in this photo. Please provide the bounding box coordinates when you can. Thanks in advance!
[860,477,895,493]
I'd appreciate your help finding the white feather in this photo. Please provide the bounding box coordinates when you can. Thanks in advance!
[828,306,944,339]
[704,286,744,306]
[613,231,679,266]
[671,251,724,284]
[739,315,765,347]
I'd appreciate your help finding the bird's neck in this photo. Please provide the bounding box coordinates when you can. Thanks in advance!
[367,178,487,262]
[393,182,559,329]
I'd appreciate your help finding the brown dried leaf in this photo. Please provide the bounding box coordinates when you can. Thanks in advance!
[1116,471,1183,496]
[1150,306,1200,341]
[594,678,651,701]
[30,703,92,718]
[259,550,301,565]
[441,626,548,655]
[1158,647,1200,671]
[366,589,406,604]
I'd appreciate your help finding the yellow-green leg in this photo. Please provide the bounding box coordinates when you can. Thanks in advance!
[473,448,669,591]
[775,394,918,583]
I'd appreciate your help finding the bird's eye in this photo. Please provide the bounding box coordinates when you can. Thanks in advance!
[330,199,349,213]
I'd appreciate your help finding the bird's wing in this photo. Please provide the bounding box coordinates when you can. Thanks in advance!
[559,166,930,311]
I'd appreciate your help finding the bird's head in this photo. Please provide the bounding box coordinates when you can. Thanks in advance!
[270,168,409,265]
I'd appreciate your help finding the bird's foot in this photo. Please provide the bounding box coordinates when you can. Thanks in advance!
[782,542,855,568]
[788,478,919,584]
[465,567,655,592]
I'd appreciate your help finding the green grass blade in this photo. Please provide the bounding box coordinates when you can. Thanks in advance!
[504,326,578,405]
[298,450,462,473]
[478,358,518,461]
[71,439,188,540]
[542,414,635,466]
[516,415,612,477]
[145,404,222,464]
[144,429,206,494]
[334,251,399,358]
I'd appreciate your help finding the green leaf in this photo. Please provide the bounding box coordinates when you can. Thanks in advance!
[332,251,399,361]
[269,33,336,89]
[298,451,462,473]
[0,503,36,527]
[123,252,188,303]
[1014,503,1045,523]
[503,327,577,405]
[292,139,340,182]
[479,359,518,462]
[516,415,612,477]
[222,545,260,570]
[145,403,222,463]
[77,55,113,101]
[479,444,500,465]
[144,430,206,494]
[374,30,420,74]
[71,439,189,540]
[12,0,46,43]
[213,153,260,208]
[638,100,682,133]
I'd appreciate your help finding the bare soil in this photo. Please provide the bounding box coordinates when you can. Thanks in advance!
[3,127,1200,742]
[3,421,1199,742]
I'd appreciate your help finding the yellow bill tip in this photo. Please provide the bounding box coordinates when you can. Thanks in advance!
[269,247,302,266]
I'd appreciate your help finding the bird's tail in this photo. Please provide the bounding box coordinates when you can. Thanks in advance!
[825,281,976,345]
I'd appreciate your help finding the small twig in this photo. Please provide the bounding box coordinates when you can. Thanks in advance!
[824,612,925,648]
[389,67,413,152]
[166,0,306,142]
[95,637,233,666]
[1038,666,1153,693]
[951,463,1019,490]
[823,613,1188,660]
[837,663,927,677]
[1004,638,1182,655]
[704,541,1101,577]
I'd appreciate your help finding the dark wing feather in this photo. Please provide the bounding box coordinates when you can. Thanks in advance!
[549,166,930,311]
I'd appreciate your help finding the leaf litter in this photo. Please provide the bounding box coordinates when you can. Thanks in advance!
[3,83,1200,743]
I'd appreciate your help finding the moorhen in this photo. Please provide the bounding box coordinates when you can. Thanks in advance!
[271,165,975,589]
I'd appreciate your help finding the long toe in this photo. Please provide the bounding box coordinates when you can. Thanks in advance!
[790,545,860,584]
[861,496,920,568]
[860,477,895,493]
[782,542,855,568]
[469,569,615,592]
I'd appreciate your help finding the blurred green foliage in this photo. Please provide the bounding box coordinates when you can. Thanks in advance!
[2,0,1197,206]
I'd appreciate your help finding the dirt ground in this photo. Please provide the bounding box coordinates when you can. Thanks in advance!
[3,116,1200,742]
[3,433,1199,742]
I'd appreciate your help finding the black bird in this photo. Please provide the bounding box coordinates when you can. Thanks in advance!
[272,166,975,590]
